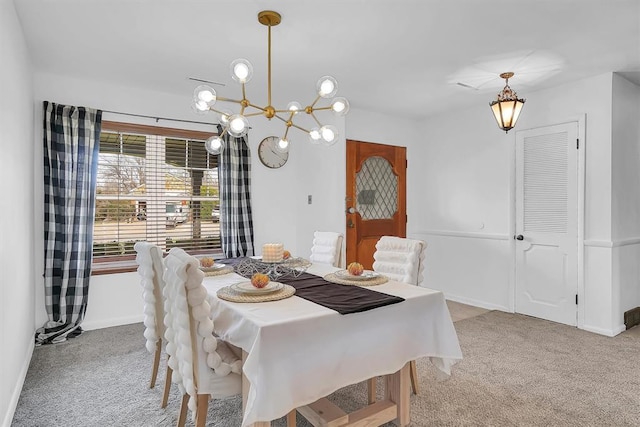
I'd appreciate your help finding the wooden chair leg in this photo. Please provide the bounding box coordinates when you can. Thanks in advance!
[195,394,209,427]
[409,359,419,395]
[286,409,297,427]
[367,377,377,404]
[177,393,189,427]
[161,363,173,408]
[150,339,162,388]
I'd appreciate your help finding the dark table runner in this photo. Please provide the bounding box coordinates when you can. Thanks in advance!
[219,257,404,315]
[277,272,405,315]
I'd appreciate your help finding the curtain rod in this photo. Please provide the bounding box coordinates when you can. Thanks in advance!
[100,109,219,127]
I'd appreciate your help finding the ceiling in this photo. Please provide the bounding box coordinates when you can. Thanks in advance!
[14,0,640,120]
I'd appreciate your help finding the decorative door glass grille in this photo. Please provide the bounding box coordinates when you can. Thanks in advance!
[356,156,397,220]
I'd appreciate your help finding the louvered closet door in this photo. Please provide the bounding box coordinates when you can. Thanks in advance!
[515,122,578,326]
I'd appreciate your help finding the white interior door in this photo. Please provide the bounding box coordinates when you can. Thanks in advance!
[515,122,578,326]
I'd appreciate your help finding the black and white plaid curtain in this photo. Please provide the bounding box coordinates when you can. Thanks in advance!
[218,125,255,257]
[36,102,102,345]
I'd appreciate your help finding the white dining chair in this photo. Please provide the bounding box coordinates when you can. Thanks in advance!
[162,248,299,426]
[309,231,344,268]
[370,235,427,399]
[372,236,426,287]
[163,247,242,426]
[134,241,172,408]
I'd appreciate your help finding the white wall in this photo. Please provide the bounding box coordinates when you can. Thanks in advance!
[415,72,631,335]
[0,0,35,425]
[247,113,347,261]
[611,73,640,327]
[611,75,640,240]
[412,87,516,311]
[291,119,346,261]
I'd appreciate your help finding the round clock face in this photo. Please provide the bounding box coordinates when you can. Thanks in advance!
[258,136,288,169]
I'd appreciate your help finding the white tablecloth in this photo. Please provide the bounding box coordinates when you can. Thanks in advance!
[203,263,462,426]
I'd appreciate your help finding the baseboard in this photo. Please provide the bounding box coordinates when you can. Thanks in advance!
[442,293,510,312]
[614,324,627,335]
[443,293,628,337]
[580,323,626,337]
[82,314,143,331]
[2,339,34,427]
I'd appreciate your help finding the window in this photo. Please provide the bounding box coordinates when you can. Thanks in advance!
[93,121,220,273]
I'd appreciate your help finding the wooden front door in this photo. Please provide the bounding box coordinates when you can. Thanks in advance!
[346,140,407,269]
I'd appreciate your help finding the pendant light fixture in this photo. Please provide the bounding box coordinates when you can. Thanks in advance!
[490,72,525,133]
[193,10,349,154]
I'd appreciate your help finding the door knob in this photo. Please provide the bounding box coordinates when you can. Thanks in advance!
[347,207,356,214]
[516,235,524,240]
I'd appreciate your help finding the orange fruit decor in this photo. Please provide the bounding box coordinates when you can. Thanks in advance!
[251,273,270,288]
[347,262,364,276]
[283,250,291,260]
[200,257,215,268]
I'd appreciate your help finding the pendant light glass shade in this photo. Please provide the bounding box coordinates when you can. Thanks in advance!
[276,138,290,153]
[230,59,253,83]
[227,114,249,137]
[331,97,350,116]
[490,72,525,133]
[287,101,302,113]
[320,125,339,146]
[205,135,223,154]
[194,85,217,107]
[490,99,524,132]
[218,109,232,126]
[317,76,338,98]
[309,127,322,144]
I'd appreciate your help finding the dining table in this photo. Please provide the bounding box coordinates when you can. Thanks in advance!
[202,260,463,427]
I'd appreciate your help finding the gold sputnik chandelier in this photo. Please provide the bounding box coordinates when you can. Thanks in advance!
[192,10,349,154]
[489,72,526,133]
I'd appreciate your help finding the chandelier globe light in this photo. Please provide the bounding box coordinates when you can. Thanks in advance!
[204,135,223,155]
[489,72,525,133]
[193,10,349,154]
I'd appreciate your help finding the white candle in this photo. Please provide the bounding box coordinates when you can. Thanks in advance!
[262,243,284,262]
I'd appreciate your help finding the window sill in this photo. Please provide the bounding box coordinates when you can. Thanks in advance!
[91,249,224,275]
[92,260,138,276]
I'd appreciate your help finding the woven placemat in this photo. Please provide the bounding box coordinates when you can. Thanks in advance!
[202,266,234,277]
[323,272,389,287]
[216,283,296,303]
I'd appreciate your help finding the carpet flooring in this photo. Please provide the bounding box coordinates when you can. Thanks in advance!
[11,308,640,426]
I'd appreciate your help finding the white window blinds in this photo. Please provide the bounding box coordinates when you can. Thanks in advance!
[93,121,220,261]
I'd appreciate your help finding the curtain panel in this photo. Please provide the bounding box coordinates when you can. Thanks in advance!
[36,101,102,345]
[218,125,255,258]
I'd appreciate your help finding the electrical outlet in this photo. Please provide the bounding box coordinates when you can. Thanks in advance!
[624,307,640,330]
[308,195,312,204]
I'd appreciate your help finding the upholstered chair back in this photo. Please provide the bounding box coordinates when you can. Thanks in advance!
[163,247,242,420]
[372,236,426,286]
[309,231,344,268]
[134,241,166,354]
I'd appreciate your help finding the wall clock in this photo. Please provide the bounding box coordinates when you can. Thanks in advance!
[258,136,288,169]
